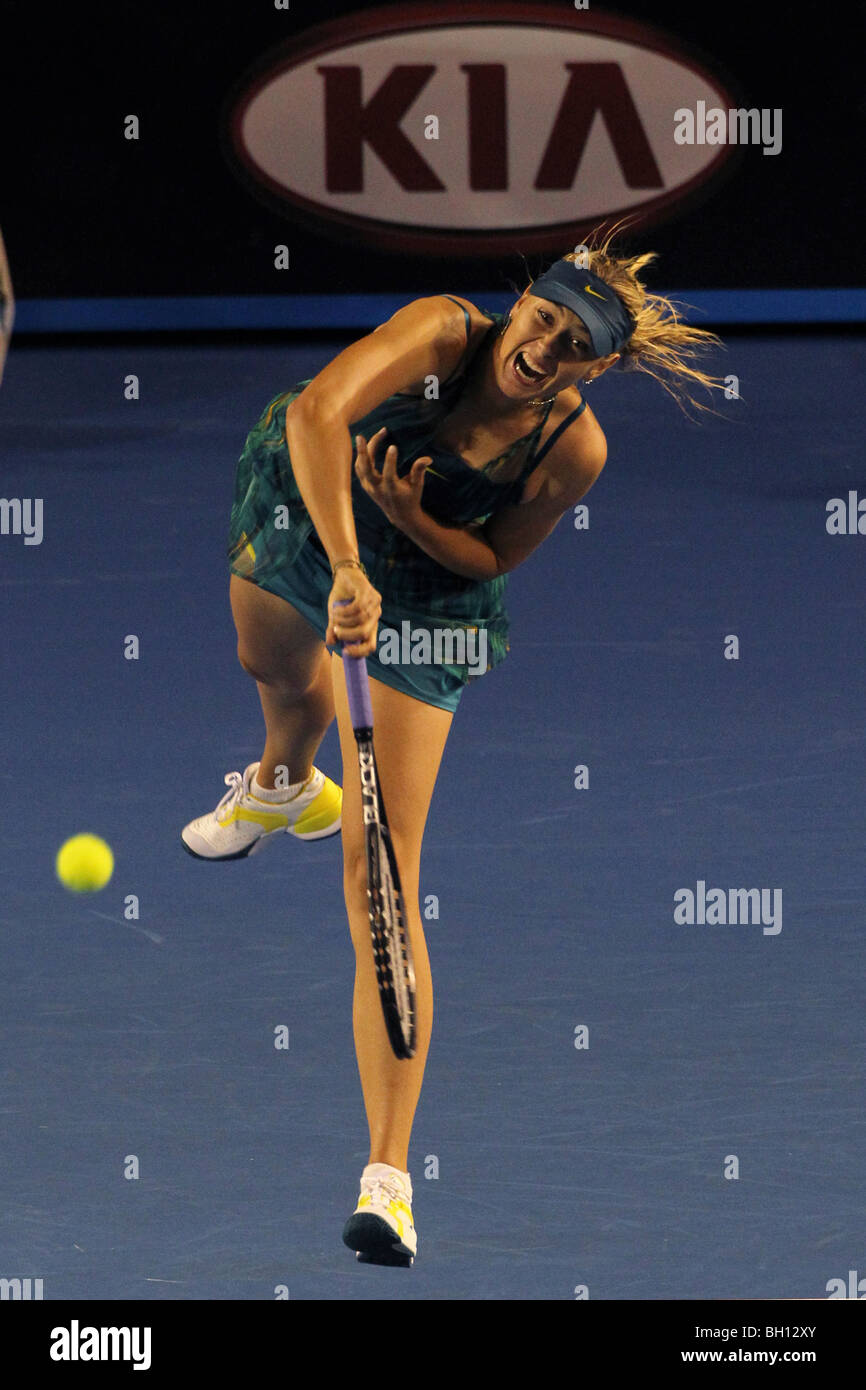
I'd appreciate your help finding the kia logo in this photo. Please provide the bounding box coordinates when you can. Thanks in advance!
[223,1,740,255]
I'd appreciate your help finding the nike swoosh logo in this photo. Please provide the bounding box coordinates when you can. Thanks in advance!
[583,285,607,300]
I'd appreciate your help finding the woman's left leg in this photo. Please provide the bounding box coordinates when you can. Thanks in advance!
[330,655,454,1172]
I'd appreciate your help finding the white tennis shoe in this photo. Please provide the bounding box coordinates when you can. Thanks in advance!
[343,1163,417,1266]
[181,762,342,860]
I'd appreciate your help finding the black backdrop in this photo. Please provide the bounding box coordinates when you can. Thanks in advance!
[3,0,864,300]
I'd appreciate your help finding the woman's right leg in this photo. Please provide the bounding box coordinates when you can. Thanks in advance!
[229,572,335,786]
[331,658,454,1174]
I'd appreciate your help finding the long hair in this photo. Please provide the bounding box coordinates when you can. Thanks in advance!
[521,220,728,417]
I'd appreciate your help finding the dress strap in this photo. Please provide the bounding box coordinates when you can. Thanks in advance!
[513,396,557,473]
[532,397,587,466]
[441,295,472,344]
[439,297,499,388]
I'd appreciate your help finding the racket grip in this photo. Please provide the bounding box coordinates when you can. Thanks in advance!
[343,650,374,730]
[334,598,374,730]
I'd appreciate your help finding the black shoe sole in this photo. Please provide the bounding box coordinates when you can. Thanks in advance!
[343,1213,414,1267]
[355,1247,413,1267]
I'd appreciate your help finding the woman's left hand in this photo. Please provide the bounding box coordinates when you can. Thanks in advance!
[354,428,429,532]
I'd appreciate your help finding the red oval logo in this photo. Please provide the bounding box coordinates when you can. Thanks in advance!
[224,1,741,256]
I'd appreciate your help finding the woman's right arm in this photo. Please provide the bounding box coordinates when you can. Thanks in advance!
[284,296,470,654]
[285,295,466,567]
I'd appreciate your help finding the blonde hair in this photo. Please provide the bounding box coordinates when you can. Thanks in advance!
[523,220,728,417]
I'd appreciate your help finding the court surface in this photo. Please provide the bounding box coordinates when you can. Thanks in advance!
[1,332,864,1300]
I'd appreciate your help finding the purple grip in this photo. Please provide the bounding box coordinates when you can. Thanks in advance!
[335,598,374,729]
[343,651,374,730]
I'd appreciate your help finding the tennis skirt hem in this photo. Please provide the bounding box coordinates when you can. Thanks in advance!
[229,562,466,714]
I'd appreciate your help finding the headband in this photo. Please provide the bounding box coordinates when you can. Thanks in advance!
[529,259,635,357]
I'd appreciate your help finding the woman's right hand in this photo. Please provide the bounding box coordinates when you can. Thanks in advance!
[325,563,382,658]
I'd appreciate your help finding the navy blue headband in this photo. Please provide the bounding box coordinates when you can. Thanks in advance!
[529,260,635,357]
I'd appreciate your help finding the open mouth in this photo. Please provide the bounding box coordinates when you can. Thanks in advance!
[513,350,548,386]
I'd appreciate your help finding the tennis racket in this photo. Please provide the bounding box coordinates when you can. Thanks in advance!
[337,603,416,1060]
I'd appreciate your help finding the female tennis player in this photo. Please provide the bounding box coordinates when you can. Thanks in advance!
[181,228,724,1266]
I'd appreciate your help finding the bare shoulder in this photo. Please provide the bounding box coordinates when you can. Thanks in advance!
[432,293,497,335]
[525,387,608,506]
[371,293,489,344]
[369,293,492,396]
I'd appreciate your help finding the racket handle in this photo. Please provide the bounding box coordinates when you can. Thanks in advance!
[334,598,374,730]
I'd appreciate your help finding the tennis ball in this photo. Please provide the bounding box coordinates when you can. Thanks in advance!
[56,834,114,893]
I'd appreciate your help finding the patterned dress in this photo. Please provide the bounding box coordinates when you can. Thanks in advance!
[227,301,586,711]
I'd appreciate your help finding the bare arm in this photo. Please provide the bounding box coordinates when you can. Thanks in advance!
[355,425,607,581]
[284,296,467,571]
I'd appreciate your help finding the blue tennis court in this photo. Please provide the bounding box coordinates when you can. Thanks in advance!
[1,330,863,1300]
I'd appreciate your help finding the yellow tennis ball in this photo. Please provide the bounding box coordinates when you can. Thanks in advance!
[56,834,114,893]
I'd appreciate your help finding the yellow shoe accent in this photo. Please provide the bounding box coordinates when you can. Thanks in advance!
[290,777,342,838]
[386,1199,413,1239]
[355,1192,411,1237]
[218,805,290,831]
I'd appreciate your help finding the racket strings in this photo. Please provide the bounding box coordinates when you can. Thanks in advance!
[368,825,415,1054]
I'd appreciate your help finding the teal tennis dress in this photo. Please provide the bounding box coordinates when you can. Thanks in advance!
[227,301,586,711]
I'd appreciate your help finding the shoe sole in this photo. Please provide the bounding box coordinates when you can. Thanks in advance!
[343,1213,415,1267]
[180,820,341,862]
[355,1247,413,1267]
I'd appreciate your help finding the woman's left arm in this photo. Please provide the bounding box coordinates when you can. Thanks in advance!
[354,426,607,581]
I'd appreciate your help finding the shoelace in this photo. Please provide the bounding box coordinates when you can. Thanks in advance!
[215,767,254,819]
[364,1173,412,1211]
[216,765,314,821]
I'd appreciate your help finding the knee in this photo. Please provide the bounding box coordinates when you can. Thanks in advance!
[236,642,275,685]
[236,643,263,682]
[342,834,420,928]
[236,642,323,700]
[342,840,368,914]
